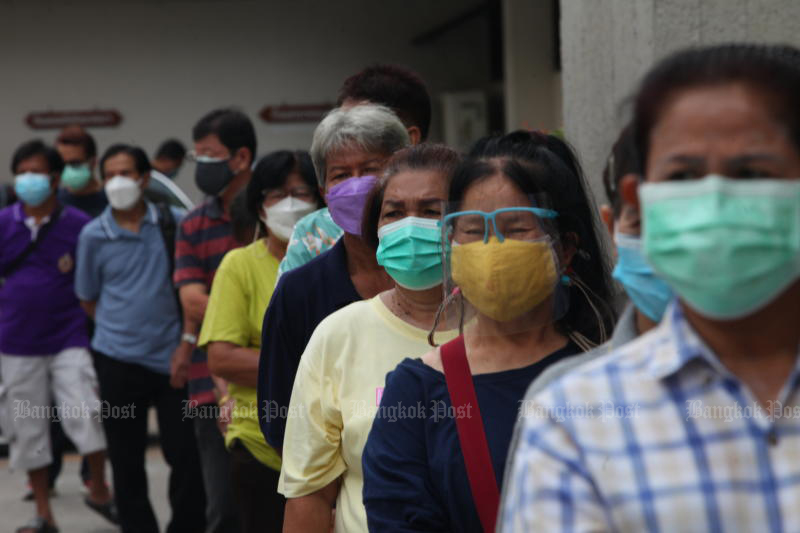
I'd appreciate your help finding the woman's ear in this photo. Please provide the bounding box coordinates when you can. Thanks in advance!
[561,231,580,268]
[406,126,422,146]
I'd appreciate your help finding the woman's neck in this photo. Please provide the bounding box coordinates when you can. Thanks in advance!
[266,234,288,261]
[465,297,568,374]
[381,285,446,331]
[683,281,800,406]
[343,232,393,299]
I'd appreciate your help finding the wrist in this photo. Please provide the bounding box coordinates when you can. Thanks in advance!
[181,332,198,346]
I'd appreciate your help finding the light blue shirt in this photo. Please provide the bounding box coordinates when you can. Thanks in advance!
[75,202,185,374]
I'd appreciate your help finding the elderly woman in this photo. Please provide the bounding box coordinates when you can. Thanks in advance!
[258,104,409,452]
[198,150,322,533]
[280,143,463,532]
[501,43,800,532]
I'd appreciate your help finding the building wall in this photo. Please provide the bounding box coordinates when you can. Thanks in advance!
[503,0,562,133]
[560,0,800,203]
[0,0,494,200]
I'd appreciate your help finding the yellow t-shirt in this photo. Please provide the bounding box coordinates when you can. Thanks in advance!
[198,240,281,471]
[278,295,458,532]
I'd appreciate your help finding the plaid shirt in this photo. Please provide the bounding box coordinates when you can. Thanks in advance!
[499,303,800,533]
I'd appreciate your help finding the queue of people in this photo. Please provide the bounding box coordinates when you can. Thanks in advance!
[1,43,800,533]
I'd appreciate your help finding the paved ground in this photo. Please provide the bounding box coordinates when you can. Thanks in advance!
[0,447,170,533]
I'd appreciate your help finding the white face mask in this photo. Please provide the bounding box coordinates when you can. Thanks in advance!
[260,196,316,242]
[105,175,142,210]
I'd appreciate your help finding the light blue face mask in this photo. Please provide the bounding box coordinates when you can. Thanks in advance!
[376,216,443,290]
[612,231,673,322]
[14,172,52,207]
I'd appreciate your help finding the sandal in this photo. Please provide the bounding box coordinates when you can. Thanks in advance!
[16,516,59,533]
[84,496,120,525]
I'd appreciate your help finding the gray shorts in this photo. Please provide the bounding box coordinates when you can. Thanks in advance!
[0,348,106,472]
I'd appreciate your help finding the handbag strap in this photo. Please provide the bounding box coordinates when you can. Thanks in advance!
[0,205,63,285]
[441,335,500,532]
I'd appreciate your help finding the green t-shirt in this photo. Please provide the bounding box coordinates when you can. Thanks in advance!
[199,240,281,470]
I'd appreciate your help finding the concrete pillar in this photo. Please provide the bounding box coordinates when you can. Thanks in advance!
[503,0,562,133]
[560,0,800,203]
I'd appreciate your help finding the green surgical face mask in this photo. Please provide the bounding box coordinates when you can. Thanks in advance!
[640,175,800,320]
[62,163,92,190]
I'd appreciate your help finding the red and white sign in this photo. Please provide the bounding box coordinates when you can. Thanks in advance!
[260,103,332,124]
[25,109,123,130]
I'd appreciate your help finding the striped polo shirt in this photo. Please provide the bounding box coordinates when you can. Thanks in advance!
[174,197,243,406]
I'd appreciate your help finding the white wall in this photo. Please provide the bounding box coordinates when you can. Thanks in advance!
[0,0,493,201]
[560,0,800,202]
[503,0,561,133]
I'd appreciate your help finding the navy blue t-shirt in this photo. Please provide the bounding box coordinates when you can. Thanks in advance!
[258,238,360,449]
[58,188,108,219]
[362,342,579,532]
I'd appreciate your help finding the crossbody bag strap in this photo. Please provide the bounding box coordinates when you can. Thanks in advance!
[441,335,500,532]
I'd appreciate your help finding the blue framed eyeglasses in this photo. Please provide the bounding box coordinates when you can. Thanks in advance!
[443,207,558,243]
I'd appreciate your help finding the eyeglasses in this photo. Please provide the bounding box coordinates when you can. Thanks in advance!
[185,150,229,164]
[443,207,558,244]
[263,187,316,202]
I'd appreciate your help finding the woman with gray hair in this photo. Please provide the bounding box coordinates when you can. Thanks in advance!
[256,103,409,479]
[278,143,462,532]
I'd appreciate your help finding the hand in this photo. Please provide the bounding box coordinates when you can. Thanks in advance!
[169,342,193,389]
[217,396,235,436]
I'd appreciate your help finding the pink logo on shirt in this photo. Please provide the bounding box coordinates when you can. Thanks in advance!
[375,387,384,406]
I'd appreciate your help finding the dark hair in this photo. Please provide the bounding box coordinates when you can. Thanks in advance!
[633,43,800,172]
[192,108,257,164]
[246,150,321,231]
[56,125,97,159]
[230,189,258,243]
[337,64,432,141]
[155,139,187,161]
[362,143,462,249]
[11,140,64,175]
[451,130,616,346]
[99,144,152,179]
[601,124,637,217]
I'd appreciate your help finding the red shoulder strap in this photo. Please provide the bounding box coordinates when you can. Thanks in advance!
[440,335,499,532]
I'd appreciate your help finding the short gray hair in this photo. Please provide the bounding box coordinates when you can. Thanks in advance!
[310,104,411,187]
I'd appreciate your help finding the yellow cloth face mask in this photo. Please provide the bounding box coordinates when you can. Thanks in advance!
[451,236,558,322]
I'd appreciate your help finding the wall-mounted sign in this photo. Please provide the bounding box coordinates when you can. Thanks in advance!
[260,103,332,124]
[25,109,123,129]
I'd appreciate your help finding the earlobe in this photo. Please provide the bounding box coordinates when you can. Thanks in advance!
[407,127,422,146]
[599,204,615,237]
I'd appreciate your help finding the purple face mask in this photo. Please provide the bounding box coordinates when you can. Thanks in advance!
[325,175,379,236]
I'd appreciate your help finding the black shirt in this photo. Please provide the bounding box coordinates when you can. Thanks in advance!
[258,238,360,449]
[58,188,108,218]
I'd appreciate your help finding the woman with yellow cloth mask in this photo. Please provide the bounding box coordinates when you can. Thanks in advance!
[279,143,463,533]
[198,150,323,533]
[362,131,617,533]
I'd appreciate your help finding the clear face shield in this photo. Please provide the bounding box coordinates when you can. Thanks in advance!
[429,193,573,342]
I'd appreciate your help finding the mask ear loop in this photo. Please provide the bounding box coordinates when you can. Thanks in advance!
[428,287,464,347]
[563,270,610,350]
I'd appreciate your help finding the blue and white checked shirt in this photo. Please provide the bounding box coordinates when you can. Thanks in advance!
[499,303,800,533]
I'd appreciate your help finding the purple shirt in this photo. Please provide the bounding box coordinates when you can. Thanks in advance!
[0,203,91,355]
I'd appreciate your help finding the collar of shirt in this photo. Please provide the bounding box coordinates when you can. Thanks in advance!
[99,201,159,240]
[15,202,63,241]
[204,196,229,222]
[646,300,800,401]
[318,237,360,306]
[608,302,638,350]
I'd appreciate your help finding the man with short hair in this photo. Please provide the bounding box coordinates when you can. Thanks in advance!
[55,125,108,218]
[152,139,187,179]
[277,64,432,277]
[172,108,256,533]
[1,140,114,533]
[75,144,203,533]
